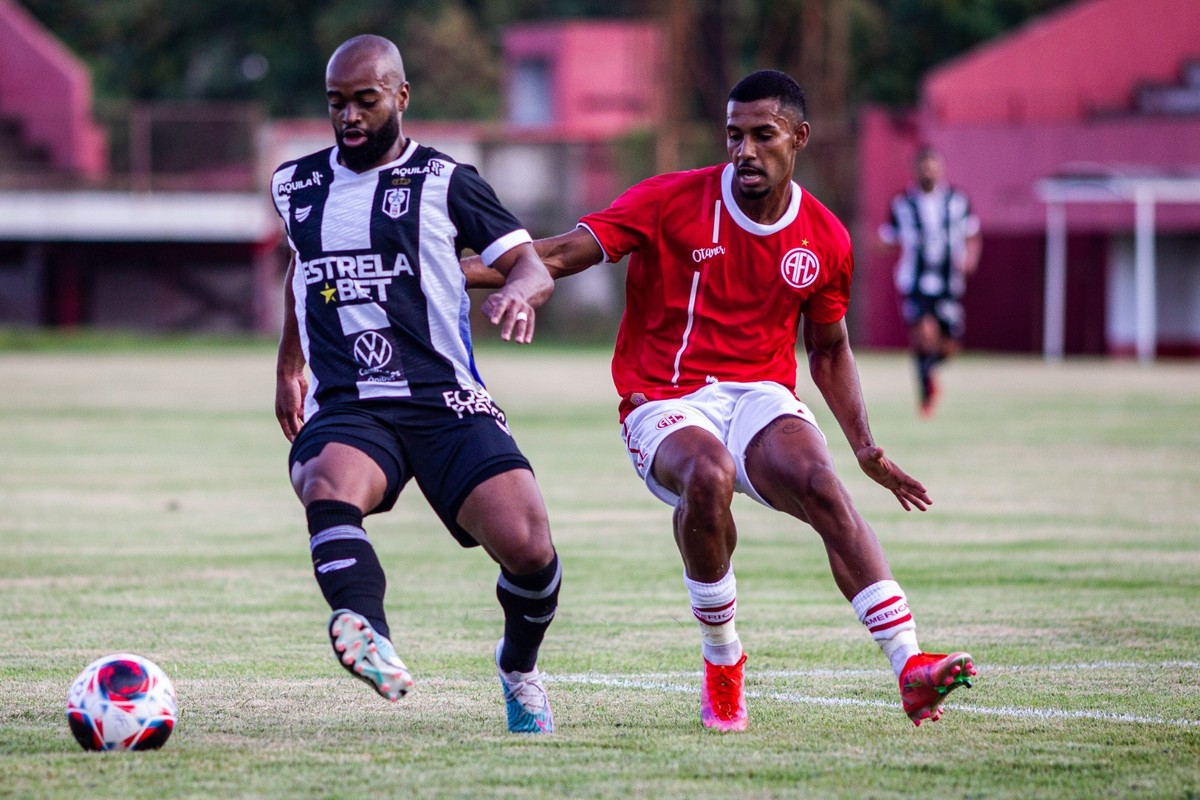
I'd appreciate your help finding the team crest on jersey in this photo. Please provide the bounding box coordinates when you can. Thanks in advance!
[780,247,820,289]
[381,188,410,219]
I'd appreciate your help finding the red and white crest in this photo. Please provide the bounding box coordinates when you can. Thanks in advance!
[656,412,687,429]
[780,247,820,289]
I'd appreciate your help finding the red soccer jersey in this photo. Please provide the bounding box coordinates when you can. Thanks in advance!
[579,163,853,420]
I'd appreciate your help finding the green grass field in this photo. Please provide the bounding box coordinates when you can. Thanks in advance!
[1,341,1197,799]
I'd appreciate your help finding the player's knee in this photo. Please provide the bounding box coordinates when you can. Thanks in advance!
[486,502,554,573]
[799,463,848,512]
[679,451,737,508]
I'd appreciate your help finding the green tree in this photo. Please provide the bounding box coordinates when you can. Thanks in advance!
[19,0,1078,117]
[851,0,1076,104]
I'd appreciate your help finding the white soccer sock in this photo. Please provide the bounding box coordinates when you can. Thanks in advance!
[852,580,920,678]
[683,568,743,666]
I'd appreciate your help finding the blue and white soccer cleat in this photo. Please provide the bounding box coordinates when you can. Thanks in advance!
[495,640,554,733]
[328,609,413,702]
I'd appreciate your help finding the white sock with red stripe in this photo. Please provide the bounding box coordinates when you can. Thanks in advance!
[852,580,920,678]
[683,568,743,666]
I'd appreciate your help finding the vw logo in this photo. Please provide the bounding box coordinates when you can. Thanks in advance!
[780,247,820,289]
[353,331,393,368]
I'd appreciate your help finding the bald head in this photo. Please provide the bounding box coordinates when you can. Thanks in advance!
[327,35,406,89]
[325,35,410,172]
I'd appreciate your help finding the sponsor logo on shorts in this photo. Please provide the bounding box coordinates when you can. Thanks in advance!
[780,247,820,289]
[444,389,512,435]
[656,412,686,429]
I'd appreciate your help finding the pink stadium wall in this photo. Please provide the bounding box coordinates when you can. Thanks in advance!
[0,0,106,178]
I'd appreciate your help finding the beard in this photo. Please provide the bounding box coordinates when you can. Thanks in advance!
[737,183,771,200]
[336,112,401,172]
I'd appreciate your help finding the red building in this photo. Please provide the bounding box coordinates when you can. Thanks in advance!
[858,0,1200,358]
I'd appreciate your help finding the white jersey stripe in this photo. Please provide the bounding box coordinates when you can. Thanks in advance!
[320,150,375,251]
[337,302,388,334]
[671,271,702,386]
[712,199,721,243]
[417,161,479,390]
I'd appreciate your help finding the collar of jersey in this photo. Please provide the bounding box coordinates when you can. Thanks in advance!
[329,137,420,180]
[720,163,802,236]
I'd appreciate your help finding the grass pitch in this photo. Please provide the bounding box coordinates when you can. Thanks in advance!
[1,341,1197,799]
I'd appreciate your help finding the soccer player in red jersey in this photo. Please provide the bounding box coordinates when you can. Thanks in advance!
[466,70,974,730]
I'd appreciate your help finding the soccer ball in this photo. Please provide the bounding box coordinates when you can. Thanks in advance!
[66,653,178,751]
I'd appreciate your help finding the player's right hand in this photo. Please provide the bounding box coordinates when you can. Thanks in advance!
[275,372,308,442]
[855,445,931,512]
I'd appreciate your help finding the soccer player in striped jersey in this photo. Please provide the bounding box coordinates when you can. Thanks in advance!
[272,35,559,734]
[465,70,974,730]
[878,146,982,416]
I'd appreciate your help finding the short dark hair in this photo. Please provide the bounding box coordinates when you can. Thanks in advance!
[728,70,807,120]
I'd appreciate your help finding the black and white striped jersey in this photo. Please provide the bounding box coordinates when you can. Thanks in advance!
[271,139,530,419]
[879,184,979,299]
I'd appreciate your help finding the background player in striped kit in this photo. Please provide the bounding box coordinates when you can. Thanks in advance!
[465,70,974,731]
[878,145,982,416]
[272,35,559,733]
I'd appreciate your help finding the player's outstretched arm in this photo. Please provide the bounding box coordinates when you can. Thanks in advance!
[803,317,931,511]
[461,227,605,289]
[275,256,308,442]
[480,242,554,344]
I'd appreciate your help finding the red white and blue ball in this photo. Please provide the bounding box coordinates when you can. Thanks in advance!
[66,653,178,751]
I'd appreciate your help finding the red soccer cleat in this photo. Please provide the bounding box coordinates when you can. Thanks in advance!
[701,653,748,731]
[900,651,975,726]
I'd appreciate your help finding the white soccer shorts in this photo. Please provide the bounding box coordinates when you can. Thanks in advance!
[619,381,825,508]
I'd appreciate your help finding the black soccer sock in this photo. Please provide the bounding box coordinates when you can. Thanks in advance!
[307,499,390,640]
[915,352,938,399]
[496,553,561,673]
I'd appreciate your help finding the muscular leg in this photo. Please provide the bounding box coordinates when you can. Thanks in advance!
[652,427,745,670]
[290,443,392,635]
[744,417,892,599]
[651,426,739,582]
[745,416,920,676]
[457,469,559,674]
[291,441,389,509]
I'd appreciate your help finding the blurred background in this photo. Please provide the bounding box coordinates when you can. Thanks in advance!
[0,0,1197,361]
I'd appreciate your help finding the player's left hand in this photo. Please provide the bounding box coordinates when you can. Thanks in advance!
[855,445,931,511]
[481,289,535,344]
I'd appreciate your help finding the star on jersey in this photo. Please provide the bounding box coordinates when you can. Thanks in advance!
[320,283,337,303]
[801,238,810,246]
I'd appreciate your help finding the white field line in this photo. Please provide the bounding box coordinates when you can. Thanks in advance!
[549,661,1200,729]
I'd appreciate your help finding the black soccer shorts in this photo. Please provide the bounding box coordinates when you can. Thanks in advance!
[288,392,531,547]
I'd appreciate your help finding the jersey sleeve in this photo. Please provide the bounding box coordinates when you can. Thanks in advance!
[447,164,532,266]
[578,173,671,262]
[801,235,854,325]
